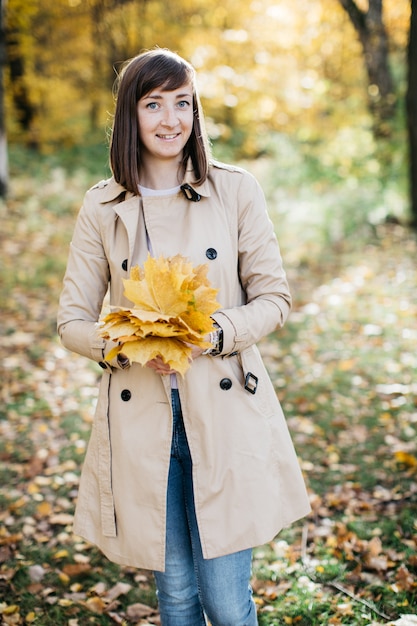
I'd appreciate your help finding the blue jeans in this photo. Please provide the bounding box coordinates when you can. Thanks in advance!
[153,389,258,626]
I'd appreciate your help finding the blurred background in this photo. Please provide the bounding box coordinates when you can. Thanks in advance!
[2,0,412,212]
[0,2,416,624]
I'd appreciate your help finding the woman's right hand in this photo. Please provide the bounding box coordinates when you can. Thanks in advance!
[146,341,206,375]
[146,356,177,375]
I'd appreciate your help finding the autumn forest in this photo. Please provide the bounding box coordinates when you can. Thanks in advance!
[1,0,417,625]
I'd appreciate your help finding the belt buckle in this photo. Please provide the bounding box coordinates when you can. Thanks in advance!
[244,372,258,394]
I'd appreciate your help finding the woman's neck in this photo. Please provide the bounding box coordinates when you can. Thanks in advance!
[139,158,184,190]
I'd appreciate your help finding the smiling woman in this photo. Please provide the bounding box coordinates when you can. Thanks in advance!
[137,86,194,186]
[57,47,310,626]
[109,49,210,195]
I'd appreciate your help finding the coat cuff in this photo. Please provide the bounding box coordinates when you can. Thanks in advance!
[92,337,113,372]
[211,311,247,355]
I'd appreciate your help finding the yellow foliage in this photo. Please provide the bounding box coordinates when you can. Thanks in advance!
[53,549,70,559]
[394,451,417,468]
[100,254,220,376]
[36,500,53,517]
[6,0,410,151]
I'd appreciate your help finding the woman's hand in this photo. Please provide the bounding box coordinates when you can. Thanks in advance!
[146,343,205,375]
[146,356,177,375]
[188,344,205,360]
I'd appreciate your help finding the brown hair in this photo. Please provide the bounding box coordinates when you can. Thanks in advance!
[110,49,210,194]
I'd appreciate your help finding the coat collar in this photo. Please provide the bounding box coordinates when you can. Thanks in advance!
[97,158,211,204]
[183,160,211,198]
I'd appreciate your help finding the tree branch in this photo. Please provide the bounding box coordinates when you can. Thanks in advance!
[337,0,366,35]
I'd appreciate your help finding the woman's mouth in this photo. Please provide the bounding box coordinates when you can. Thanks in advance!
[157,133,180,140]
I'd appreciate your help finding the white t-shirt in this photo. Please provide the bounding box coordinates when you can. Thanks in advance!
[139,184,182,389]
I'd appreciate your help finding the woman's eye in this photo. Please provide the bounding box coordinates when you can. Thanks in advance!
[146,102,159,110]
[178,100,190,108]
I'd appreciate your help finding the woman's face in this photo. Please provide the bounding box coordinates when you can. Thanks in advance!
[137,82,194,165]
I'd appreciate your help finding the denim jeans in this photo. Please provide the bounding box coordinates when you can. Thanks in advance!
[153,389,258,626]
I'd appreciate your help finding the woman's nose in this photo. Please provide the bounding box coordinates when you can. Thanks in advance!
[161,106,179,127]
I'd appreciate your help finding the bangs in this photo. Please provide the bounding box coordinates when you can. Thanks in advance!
[138,57,193,98]
[161,65,192,90]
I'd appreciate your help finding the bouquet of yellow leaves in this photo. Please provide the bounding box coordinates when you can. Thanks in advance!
[99,254,221,377]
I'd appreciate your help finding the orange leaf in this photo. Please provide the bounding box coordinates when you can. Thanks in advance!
[62,563,92,577]
[394,451,417,467]
[36,501,53,517]
[82,597,106,614]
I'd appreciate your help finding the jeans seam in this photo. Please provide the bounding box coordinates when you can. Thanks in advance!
[183,481,206,619]
[172,388,206,624]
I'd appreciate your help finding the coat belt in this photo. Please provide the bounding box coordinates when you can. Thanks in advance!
[239,347,260,395]
[96,372,117,537]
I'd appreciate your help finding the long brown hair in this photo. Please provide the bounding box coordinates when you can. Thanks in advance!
[110,49,210,194]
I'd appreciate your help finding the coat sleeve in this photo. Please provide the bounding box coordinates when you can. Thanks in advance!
[212,170,291,355]
[57,190,114,367]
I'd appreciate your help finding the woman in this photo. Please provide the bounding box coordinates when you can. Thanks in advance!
[58,48,310,626]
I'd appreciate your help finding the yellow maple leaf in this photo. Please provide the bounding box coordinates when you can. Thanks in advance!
[122,337,192,377]
[123,255,192,315]
[101,318,139,341]
[100,254,220,375]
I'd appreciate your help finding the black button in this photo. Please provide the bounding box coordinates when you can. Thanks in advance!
[121,389,131,401]
[220,378,232,390]
[206,248,217,260]
[122,259,128,271]
[98,361,108,369]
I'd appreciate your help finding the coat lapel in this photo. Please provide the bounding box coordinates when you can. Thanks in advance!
[97,178,142,268]
[113,196,141,266]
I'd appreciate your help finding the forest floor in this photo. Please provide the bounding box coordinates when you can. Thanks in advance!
[0,159,416,625]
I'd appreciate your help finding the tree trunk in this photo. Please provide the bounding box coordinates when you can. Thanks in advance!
[407,0,417,229]
[7,26,37,147]
[0,0,8,198]
[89,0,140,130]
[337,0,396,137]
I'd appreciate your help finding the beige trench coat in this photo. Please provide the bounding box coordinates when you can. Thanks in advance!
[57,160,311,572]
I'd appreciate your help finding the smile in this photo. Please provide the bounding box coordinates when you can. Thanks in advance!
[156,133,180,140]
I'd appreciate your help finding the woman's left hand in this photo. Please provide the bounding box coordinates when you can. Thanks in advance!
[188,344,205,360]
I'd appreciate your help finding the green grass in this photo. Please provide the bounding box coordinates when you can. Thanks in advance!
[0,142,416,624]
